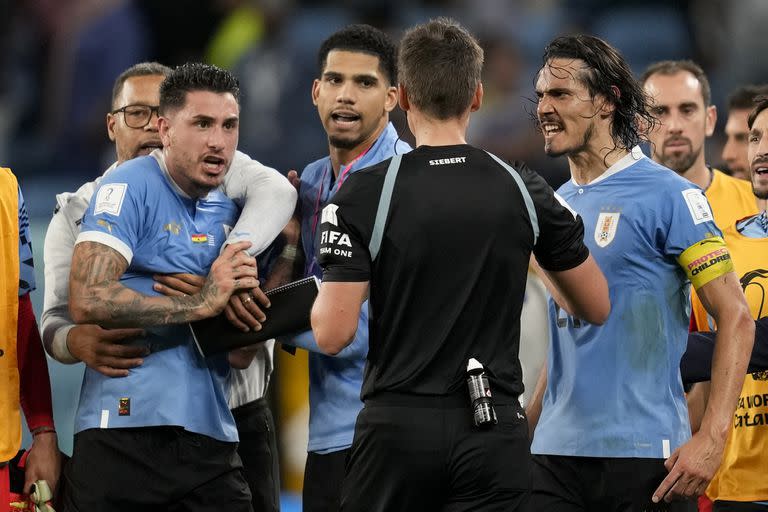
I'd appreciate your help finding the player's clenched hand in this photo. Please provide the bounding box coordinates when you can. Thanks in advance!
[200,241,258,315]
[652,430,724,503]
[67,324,147,377]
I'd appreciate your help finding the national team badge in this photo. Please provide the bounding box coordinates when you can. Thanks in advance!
[118,397,130,416]
[191,233,208,244]
[594,212,621,247]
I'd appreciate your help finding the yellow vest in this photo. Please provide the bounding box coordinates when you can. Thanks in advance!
[706,169,760,230]
[697,223,768,501]
[690,169,760,330]
[0,167,21,462]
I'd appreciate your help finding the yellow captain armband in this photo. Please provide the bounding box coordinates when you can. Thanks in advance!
[677,236,734,290]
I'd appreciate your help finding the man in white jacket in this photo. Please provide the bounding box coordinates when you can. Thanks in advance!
[41,62,295,511]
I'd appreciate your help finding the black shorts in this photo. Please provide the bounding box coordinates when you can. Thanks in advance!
[340,393,531,512]
[63,427,252,512]
[232,398,280,512]
[532,454,696,512]
[303,448,349,512]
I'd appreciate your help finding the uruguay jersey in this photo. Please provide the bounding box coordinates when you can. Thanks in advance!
[74,153,240,442]
[532,147,723,458]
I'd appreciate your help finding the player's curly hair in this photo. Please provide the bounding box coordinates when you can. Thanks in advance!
[540,34,656,151]
[318,24,398,86]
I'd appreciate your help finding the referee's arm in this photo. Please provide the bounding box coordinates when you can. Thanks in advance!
[312,281,369,355]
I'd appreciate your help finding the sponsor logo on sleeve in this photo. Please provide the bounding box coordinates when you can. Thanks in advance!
[96,219,113,233]
[94,183,128,216]
[681,188,713,225]
[321,204,339,226]
[594,212,621,247]
[319,228,353,258]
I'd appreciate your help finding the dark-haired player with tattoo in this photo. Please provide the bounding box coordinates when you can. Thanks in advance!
[65,63,260,512]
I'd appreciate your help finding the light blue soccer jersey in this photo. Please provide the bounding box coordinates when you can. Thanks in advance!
[75,153,240,442]
[532,148,721,458]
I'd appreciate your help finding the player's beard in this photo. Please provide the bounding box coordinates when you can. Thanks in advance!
[658,143,700,175]
[329,133,366,150]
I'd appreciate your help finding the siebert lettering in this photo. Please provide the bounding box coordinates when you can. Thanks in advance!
[429,156,467,166]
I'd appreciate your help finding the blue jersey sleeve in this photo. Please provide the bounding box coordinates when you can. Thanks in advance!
[78,172,145,264]
[18,186,35,295]
[661,184,722,258]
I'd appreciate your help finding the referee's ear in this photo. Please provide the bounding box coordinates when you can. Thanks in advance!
[398,84,410,112]
[469,82,483,113]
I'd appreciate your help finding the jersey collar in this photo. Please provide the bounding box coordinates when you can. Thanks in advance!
[571,145,645,187]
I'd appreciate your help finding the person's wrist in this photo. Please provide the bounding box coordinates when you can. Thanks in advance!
[31,426,57,438]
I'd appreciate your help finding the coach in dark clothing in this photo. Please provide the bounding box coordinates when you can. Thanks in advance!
[310,18,610,512]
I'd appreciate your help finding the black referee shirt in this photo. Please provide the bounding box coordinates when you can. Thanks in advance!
[317,144,588,402]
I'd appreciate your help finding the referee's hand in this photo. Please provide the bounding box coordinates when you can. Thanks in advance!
[651,429,724,503]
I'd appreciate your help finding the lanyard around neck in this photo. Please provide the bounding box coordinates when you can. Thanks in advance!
[310,146,371,238]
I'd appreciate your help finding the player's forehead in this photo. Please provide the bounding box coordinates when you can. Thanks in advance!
[536,58,590,92]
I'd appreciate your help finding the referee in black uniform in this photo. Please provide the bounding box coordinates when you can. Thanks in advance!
[310,18,611,512]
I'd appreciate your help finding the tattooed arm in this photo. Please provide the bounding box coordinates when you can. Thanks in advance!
[70,240,259,328]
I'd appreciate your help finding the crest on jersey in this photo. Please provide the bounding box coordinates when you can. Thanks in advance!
[594,212,621,247]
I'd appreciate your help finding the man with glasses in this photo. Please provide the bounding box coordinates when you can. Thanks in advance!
[41,62,294,511]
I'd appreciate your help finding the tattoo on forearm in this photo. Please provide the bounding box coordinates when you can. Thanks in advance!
[71,242,211,327]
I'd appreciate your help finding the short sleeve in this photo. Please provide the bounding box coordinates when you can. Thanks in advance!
[18,186,35,295]
[317,172,380,282]
[518,163,589,271]
[76,176,144,263]
[663,187,722,257]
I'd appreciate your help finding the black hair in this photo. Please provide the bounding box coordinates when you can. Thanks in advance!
[159,62,240,114]
[317,24,397,86]
[112,62,172,108]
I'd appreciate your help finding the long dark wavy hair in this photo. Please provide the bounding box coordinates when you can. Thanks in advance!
[540,34,657,151]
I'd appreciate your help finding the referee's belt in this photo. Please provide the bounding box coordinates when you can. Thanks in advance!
[365,390,520,408]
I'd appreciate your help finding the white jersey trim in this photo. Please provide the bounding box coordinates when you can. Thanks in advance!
[75,230,134,265]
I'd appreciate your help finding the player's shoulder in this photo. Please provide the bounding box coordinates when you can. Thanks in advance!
[103,155,161,188]
[300,156,330,183]
[631,157,696,194]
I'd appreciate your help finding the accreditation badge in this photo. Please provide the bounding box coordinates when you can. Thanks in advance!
[594,212,621,248]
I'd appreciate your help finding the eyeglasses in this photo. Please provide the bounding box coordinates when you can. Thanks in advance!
[110,104,160,129]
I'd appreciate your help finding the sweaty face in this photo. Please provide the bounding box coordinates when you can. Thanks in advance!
[159,90,239,198]
[312,50,397,154]
[535,58,600,158]
[107,74,166,164]
[747,109,768,200]
[722,109,751,180]
[644,71,714,175]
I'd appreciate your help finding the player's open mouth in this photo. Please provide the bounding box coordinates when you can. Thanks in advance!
[331,111,361,126]
[541,123,563,136]
[203,156,225,173]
